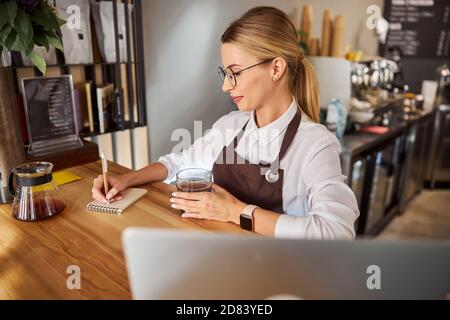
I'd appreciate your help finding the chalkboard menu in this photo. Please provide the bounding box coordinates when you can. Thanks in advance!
[381,0,450,58]
[21,75,82,155]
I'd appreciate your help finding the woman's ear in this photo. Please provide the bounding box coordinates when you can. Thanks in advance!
[271,57,288,81]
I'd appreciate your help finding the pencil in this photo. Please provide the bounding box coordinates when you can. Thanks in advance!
[100,152,109,205]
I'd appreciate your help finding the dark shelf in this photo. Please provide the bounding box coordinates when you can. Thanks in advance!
[10,61,138,69]
[25,140,99,171]
[79,121,146,138]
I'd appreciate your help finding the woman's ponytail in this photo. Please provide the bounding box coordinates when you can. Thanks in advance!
[294,57,320,123]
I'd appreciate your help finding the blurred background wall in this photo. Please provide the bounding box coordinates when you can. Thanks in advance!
[142,0,383,161]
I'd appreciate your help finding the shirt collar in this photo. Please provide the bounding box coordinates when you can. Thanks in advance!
[243,98,298,146]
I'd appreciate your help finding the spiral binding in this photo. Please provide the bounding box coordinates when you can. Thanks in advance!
[87,204,122,215]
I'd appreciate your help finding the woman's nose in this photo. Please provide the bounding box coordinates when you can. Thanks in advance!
[222,78,232,93]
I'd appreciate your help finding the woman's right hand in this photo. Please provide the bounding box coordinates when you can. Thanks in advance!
[92,174,129,203]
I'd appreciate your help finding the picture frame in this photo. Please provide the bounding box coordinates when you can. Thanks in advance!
[21,75,83,156]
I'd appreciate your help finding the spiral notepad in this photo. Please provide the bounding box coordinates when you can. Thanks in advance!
[86,188,148,215]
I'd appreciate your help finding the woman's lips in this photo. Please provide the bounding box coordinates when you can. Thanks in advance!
[232,96,243,103]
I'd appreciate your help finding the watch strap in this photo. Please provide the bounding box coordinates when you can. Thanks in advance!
[240,205,258,231]
[242,204,258,218]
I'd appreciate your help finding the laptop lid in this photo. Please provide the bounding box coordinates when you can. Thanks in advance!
[122,228,450,300]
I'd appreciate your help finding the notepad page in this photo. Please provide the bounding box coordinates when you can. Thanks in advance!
[86,188,148,214]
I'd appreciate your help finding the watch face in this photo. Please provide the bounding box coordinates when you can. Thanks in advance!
[240,215,253,231]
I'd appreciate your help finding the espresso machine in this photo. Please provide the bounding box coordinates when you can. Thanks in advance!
[436,64,450,105]
[425,64,450,187]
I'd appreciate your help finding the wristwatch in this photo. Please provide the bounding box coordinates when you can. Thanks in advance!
[240,205,259,231]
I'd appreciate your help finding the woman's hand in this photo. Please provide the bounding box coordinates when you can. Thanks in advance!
[170,183,247,225]
[92,174,129,203]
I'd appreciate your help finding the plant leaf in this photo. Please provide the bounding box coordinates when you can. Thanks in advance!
[34,32,49,51]
[56,16,66,27]
[27,50,46,75]
[25,39,34,56]
[0,4,8,29]
[4,28,17,49]
[13,7,33,49]
[30,11,57,30]
[11,37,26,51]
[5,1,17,26]
[30,2,59,30]
[0,23,12,45]
[46,34,63,52]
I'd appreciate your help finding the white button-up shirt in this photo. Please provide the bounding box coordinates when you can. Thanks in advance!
[158,100,359,240]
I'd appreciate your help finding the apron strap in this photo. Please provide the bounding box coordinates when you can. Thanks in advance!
[278,112,302,160]
[226,120,250,165]
[234,120,249,146]
[268,112,302,174]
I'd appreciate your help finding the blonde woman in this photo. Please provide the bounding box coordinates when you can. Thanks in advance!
[92,7,359,239]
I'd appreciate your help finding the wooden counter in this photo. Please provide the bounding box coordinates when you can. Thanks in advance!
[0,161,246,299]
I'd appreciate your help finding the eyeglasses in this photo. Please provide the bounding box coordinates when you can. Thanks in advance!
[218,59,272,88]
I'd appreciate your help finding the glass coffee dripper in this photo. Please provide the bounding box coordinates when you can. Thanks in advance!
[9,162,66,221]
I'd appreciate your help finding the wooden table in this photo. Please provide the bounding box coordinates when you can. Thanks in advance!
[0,161,245,299]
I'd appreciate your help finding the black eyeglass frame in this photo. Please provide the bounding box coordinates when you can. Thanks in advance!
[218,59,273,88]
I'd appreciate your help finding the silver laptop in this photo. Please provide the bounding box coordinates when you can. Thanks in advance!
[122,228,450,300]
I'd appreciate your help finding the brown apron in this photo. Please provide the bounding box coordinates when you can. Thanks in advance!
[212,112,301,214]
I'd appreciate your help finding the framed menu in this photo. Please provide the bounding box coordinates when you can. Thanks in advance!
[381,0,450,58]
[21,75,83,156]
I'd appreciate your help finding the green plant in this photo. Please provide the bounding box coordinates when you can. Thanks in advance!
[0,0,65,74]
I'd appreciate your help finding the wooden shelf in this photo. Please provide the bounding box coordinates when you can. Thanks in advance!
[25,140,99,172]
[10,0,147,167]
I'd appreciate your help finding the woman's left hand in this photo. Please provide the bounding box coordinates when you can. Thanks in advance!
[170,183,247,225]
